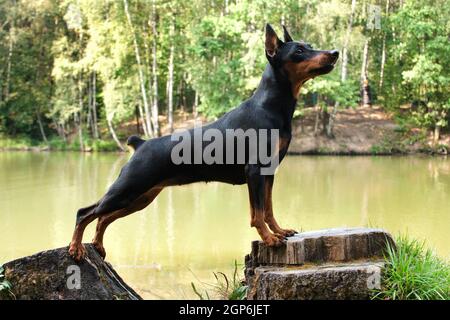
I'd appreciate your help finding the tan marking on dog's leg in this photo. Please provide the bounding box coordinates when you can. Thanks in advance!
[247,180,283,246]
[263,177,297,237]
[92,187,163,259]
[69,213,98,261]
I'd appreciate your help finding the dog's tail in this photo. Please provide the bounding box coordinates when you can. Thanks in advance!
[127,135,146,151]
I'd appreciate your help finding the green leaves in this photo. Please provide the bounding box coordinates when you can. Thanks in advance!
[304,74,359,108]
[1,0,449,142]
[0,265,14,299]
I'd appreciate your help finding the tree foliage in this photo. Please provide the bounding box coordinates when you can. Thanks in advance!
[0,0,448,148]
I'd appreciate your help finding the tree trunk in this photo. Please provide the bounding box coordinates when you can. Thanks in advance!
[360,39,372,107]
[77,74,84,152]
[193,91,199,118]
[341,0,356,83]
[167,21,175,133]
[87,74,93,133]
[379,37,386,89]
[361,39,369,85]
[2,245,141,300]
[379,0,390,89]
[138,100,149,137]
[326,0,356,138]
[37,111,48,145]
[134,105,140,134]
[4,2,16,99]
[150,0,160,137]
[123,0,153,138]
[322,108,330,135]
[107,116,125,152]
[92,72,99,139]
[434,125,440,145]
[52,116,65,141]
[314,98,321,136]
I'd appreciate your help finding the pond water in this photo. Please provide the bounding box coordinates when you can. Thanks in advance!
[0,152,449,299]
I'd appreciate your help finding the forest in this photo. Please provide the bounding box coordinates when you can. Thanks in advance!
[0,0,448,151]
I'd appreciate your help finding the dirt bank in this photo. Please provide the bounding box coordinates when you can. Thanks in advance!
[290,106,400,154]
[288,106,449,155]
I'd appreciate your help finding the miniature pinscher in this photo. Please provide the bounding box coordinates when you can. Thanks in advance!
[69,24,338,261]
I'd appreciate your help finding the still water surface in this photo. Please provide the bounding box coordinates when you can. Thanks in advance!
[1,152,449,299]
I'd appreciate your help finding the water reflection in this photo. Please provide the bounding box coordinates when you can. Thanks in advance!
[0,152,449,299]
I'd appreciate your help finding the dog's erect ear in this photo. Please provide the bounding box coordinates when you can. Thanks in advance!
[282,25,293,42]
[265,24,283,58]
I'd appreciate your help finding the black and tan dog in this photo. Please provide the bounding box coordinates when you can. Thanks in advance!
[69,24,338,261]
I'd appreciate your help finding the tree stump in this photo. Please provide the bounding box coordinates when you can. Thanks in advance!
[1,244,141,300]
[245,227,395,300]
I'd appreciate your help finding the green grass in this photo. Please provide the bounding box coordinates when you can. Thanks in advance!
[47,137,120,152]
[0,135,122,152]
[373,235,450,300]
[0,135,39,149]
[0,265,14,299]
[191,260,248,300]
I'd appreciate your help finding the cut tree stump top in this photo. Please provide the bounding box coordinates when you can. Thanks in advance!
[250,227,395,265]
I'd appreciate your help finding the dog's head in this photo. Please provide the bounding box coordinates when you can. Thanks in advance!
[264,24,339,97]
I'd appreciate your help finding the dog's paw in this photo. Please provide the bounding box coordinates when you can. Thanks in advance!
[263,234,285,247]
[68,242,86,262]
[92,241,106,259]
[280,228,297,237]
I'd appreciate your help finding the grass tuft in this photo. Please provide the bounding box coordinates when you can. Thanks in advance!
[373,235,449,300]
[191,260,247,300]
[0,265,15,299]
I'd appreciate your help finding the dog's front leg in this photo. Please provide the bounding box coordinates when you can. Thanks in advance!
[263,175,297,237]
[246,165,285,247]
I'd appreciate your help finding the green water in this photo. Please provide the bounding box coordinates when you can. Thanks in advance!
[0,152,449,299]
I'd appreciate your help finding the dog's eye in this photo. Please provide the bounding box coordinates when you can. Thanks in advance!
[296,48,303,55]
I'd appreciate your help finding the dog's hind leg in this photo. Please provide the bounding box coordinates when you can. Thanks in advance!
[69,204,100,261]
[91,186,163,259]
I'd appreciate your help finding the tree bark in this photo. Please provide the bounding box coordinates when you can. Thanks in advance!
[434,125,440,145]
[87,74,93,132]
[361,39,369,84]
[92,72,99,139]
[167,20,175,133]
[123,0,153,138]
[193,91,199,118]
[1,245,141,300]
[150,0,160,136]
[314,98,321,136]
[77,74,84,152]
[360,39,372,107]
[37,111,49,145]
[341,0,356,83]
[134,105,140,134]
[4,1,16,99]
[326,0,356,138]
[107,116,125,152]
[379,0,390,89]
[138,100,149,137]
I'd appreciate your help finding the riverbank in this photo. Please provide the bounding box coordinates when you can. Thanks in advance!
[1,107,449,155]
[290,106,449,155]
